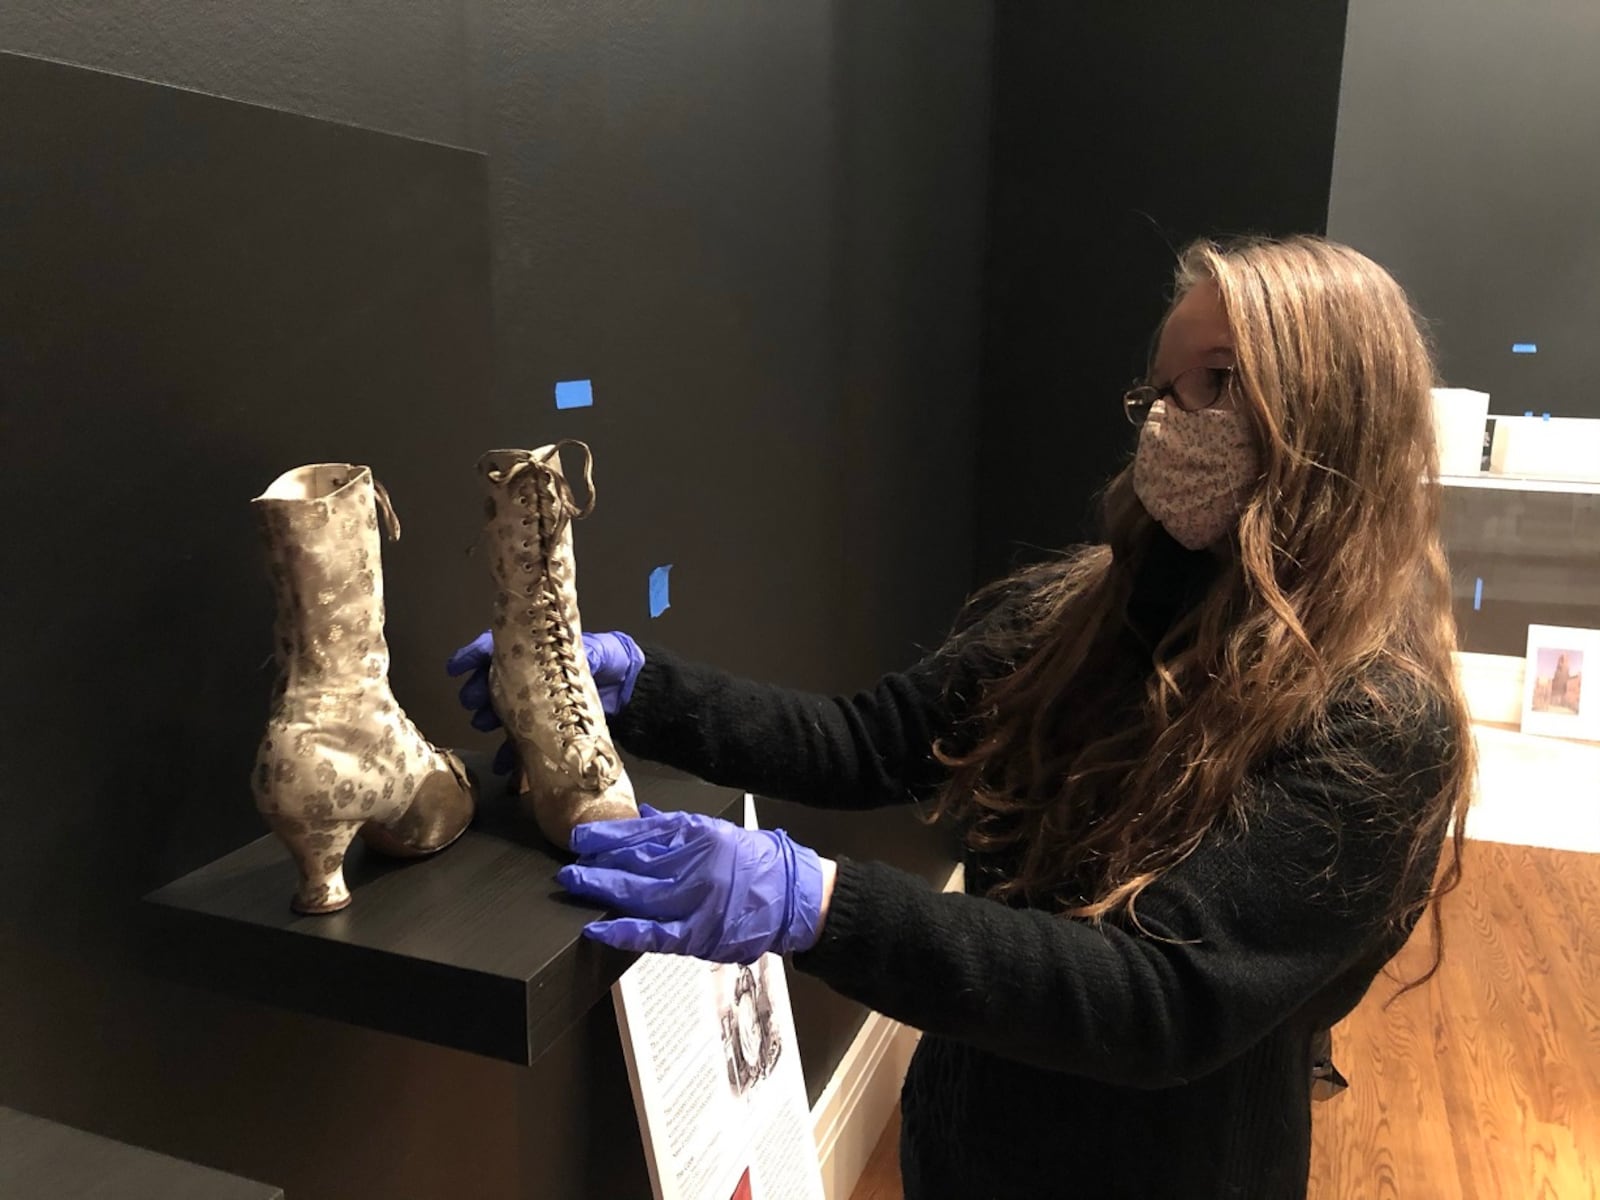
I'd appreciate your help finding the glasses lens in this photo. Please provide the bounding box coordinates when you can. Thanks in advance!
[1123,387,1155,427]
[1172,366,1225,413]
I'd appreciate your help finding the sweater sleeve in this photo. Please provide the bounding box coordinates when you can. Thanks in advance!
[606,641,969,810]
[791,700,1454,1087]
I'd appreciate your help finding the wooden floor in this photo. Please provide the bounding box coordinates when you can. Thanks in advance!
[851,1109,901,1200]
[850,842,1600,1200]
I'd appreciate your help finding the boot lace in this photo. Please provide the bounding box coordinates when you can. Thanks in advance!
[488,442,608,753]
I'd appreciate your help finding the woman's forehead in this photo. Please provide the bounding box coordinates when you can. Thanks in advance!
[1156,283,1233,369]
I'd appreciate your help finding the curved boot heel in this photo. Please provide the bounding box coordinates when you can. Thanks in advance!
[266,814,362,914]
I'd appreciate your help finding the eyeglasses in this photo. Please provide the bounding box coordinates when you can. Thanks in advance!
[1123,366,1235,427]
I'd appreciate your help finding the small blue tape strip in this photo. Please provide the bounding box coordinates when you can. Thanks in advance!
[649,564,672,619]
[555,379,594,410]
[1512,343,1537,354]
[1525,411,1534,418]
[1473,578,1483,612]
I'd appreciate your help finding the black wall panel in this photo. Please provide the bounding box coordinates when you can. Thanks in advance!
[0,2,992,1194]
[1328,0,1600,420]
[0,51,495,943]
[975,2,1351,580]
[1,2,1377,1193]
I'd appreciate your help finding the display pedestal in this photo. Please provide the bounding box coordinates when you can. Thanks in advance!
[144,752,740,1065]
[0,1107,282,1200]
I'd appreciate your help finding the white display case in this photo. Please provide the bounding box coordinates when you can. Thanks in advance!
[1441,472,1600,852]
[1440,473,1600,658]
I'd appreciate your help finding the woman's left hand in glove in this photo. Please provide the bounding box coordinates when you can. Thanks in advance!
[557,805,833,965]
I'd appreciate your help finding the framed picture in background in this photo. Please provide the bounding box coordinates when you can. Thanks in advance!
[1521,625,1600,743]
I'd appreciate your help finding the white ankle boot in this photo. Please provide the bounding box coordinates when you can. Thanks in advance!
[477,442,638,848]
[251,465,476,913]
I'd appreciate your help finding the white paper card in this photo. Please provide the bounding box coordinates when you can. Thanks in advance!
[1520,624,1600,743]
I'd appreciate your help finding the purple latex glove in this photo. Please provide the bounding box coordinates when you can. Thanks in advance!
[445,630,516,775]
[445,629,646,774]
[556,805,826,964]
[583,630,646,713]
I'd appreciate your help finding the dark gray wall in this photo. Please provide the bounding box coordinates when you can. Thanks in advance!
[0,4,991,1197]
[1328,0,1600,420]
[975,1,1352,580]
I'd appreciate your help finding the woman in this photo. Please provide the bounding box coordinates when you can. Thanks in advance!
[450,235,1473,1198]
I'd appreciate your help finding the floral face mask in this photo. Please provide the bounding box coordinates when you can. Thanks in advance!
[1132,399,1260,550]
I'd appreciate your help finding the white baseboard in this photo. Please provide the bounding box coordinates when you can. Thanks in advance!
[810,864,963,1200]
[811,1005,918,1200]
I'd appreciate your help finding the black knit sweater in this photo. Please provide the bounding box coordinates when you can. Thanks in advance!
[609,551,1452,1199]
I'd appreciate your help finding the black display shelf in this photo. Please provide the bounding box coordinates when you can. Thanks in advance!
[144,752,742,1066]
[0,1107,283,1200]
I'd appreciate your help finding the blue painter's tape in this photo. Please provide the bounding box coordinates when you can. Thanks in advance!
[1543,412,1551,422]
[1512,343,1538,354]
[1525,411,1535,418]
[555,379,594,410]
[1473,577,1483,611]
[649,564,672,619]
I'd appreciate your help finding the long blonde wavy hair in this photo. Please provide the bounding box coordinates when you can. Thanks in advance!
[935,236,1473,985]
